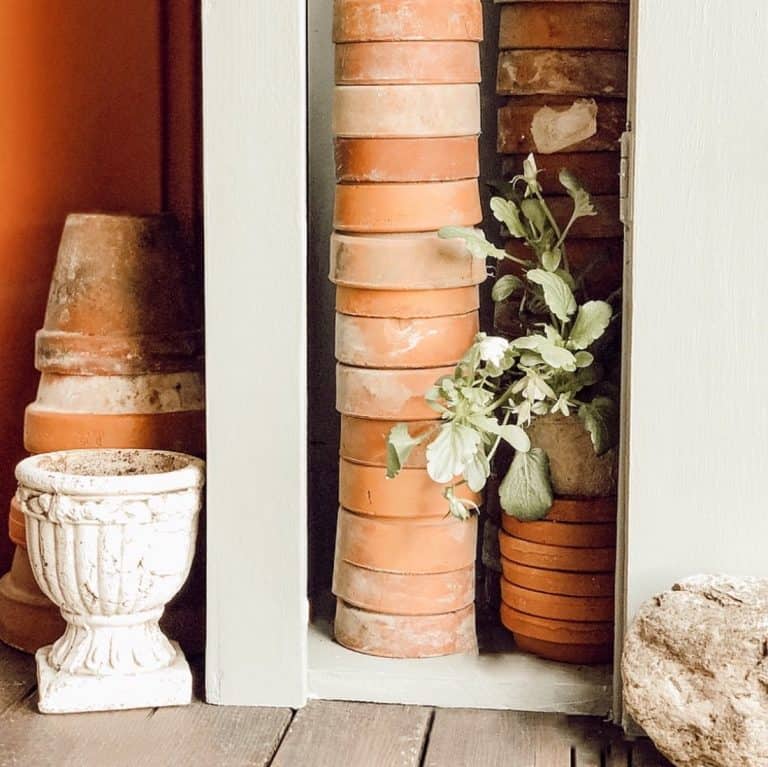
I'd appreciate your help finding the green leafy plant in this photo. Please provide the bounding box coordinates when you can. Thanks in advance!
[387,155,621,521]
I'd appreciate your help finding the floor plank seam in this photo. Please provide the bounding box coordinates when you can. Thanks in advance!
[417,708,436,767]
[266,708,298,766]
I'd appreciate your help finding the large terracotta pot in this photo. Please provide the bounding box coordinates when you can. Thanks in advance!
[499,496,617,664]
[0,213,204,655]
[336,285,480,317]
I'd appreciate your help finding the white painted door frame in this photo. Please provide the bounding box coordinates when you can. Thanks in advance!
[203,0,308,707]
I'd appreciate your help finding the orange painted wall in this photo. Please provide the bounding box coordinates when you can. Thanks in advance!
[0,1,201,569]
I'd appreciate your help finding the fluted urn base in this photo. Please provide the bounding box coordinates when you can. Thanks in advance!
[36,639,192,713]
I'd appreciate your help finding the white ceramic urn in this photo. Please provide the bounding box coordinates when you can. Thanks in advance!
[15,448,205,713]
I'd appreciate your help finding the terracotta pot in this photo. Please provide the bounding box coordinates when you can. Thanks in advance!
[339,415,436,467]
[7,497,25,547]
[36,213,202,375]
[544,496,617,524]
[336,285,480,318]
[333,0,483,43]
[336,364,452,420]
[330,232,486,291]
[335,137,479,183]
[499,3,629,51]
[526,413,618,497]
[335,311,478,368]
[500,603,613,664]
[512,631,612,665]
[333,84,480,138]
[500,558,614,598]
[335,41,480,85]
[499,530,616,572]
[333,559,474,615]
[500,578,613,622]
[334,179,481,233]
[501,515,616,549]
[336,507,477,573]
[334,599,477,658]
[339,459,479,517]
[0,548,64,652]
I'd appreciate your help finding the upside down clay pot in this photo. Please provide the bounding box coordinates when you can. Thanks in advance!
[336,508,477,574]
[336,364,453,420]
[501,515,616,549]
[335,599,477,658]
[500,604,613,664]
[336,285,480,318]
[333,560,474,615]
[339,415,436,467]
[333,0,483,43]
[499,530,616,573]
[500,579,614,623]
[333,84,480,138]
[335,42,480,85]
[330,232,486,291]
[339,459,480,517]
[500,558,614,598]
[335,311,478,368]
[335,137,479,183]
[334,179,481,233]
[35,213,202,375]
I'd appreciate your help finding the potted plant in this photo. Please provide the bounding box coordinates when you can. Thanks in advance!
[387,155,621,663]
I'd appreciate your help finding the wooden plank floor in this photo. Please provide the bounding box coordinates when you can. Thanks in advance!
[0,642,671,767]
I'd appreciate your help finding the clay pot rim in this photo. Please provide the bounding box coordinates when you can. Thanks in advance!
[16,448,205,496]
[337,560,475,577]
[64,211,177,225]
[336,597,474,620]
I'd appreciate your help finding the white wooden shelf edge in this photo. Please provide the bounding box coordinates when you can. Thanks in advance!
[307,621,612,715]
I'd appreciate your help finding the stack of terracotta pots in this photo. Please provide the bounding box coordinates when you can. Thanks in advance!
[0,213,204,653]
[499,415,618,664]
[330,0,486,658]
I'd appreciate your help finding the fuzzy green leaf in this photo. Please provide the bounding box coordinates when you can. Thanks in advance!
[526,269,577,322]
[438,226,507,260]
[467,414,531,452]
[386,424,426,479]
[568,301,613,350]
[491,274,523,303]
[520,198,548,236]
[578,396,619,456]
[426,421,482,484]
[490,197,527,239]
[499,448,554,520]
[542,248,561,272]
[559,169,597,220]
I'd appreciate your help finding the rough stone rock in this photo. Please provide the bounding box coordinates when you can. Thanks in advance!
[622,575,768,767]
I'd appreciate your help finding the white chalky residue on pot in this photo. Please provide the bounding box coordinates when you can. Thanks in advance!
[531,99,598,155]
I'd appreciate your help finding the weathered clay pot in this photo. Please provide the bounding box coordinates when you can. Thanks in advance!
[335,42,480,85]
[336,285,480,318]
[17,448,204,712]
[339,415,436,467]
[339,459,479,517]
[333,0,483,43]
[333,84,480,138]
[36,213,202,375]
[335,599,477,658]
[499,2,629,51]
[333,560,474,616]
[334,179,481,233]
[499,530,616,572]
[501,515,616,548]
[500,558,614,598]
[335,311,478,368]
[330,233,486,291]
[336,364,453,420]
[500,604,613,664]
[335,137,479,183]
[526,413,618,497]
[501,579,613,623]
[336,508,477,573]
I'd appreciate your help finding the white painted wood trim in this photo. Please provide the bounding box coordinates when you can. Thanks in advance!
[623,0,768,722]
[203,0,308,706]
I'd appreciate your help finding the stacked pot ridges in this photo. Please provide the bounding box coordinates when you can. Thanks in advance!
[331,0,483,658]
[494,0,630,333]
[498,495,617,665]
[0,213,204,654]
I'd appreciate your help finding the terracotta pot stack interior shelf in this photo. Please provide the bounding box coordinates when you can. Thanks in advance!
[330,0,485,658]
[0,214,205,655]
[487,0,629,663]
